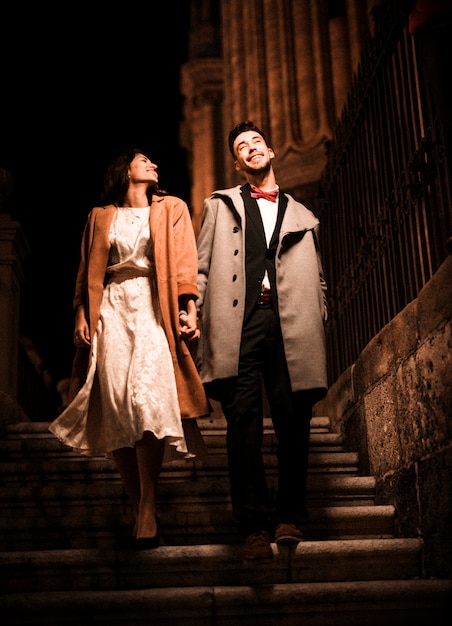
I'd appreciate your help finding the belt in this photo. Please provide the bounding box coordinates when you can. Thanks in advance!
[257,292,273,305]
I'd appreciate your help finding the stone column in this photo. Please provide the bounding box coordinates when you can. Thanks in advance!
[0,169,30,403]
[182,0,373,206]
[220,0,336,195]
[181,58,224,236]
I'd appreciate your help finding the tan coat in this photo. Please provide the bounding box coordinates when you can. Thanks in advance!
[68,196,211,419]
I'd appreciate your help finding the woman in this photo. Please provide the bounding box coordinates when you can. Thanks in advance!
[49,147,211,548]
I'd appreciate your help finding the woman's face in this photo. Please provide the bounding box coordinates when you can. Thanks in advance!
[128,153,158,185]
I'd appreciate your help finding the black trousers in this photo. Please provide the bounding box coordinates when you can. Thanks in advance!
[220,304,312,537]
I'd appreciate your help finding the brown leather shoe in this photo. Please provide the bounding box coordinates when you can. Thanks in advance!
[274,523,303,544]
[243,531,273,560]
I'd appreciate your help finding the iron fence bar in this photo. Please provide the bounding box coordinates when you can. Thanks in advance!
[315,1,452,384]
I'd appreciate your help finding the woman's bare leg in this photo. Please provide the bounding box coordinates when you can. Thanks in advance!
[112,446,140,525]
[135,431,165,538]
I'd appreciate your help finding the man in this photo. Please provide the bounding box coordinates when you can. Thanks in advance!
[196,121,328,560]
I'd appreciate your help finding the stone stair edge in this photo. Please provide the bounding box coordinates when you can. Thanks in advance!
[0,503,395,522]
[0,474,377,499]
[1,579,450,626]
[0,538,429,593]
[0,536,424,564]
[0,450,359,469]
[1,416,334,435]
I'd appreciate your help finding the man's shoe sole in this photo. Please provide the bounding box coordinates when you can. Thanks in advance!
[274,523,303,544]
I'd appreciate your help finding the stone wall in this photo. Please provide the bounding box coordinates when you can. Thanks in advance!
[315,253,452,578]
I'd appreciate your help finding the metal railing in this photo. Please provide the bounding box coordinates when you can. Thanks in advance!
[314,1,452,384]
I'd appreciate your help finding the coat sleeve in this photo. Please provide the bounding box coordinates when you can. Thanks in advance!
[72,208,98,311]
[196,197,217,309]
[313,224,328,322]
[67,208,99,401]
[72,221,89,310]
[171,198,200,299]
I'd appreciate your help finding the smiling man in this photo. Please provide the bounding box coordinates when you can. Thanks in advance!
[196,120,329,560]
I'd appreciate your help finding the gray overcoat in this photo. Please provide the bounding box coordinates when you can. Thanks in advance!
[196,185,328,399]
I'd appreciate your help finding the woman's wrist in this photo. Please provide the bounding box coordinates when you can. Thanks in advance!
[179,296,196,314]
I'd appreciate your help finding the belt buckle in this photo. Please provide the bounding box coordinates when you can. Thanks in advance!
[258,291,272,305]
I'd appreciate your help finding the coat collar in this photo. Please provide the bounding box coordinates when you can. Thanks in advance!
[211,186,319,233]
[99,197,164,234]
[281,193,319,234]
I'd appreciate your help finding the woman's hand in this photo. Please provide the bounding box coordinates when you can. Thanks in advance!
[179,299,200,342]
[73,304,91,348]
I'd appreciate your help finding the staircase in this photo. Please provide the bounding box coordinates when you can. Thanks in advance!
[1,413,450,625]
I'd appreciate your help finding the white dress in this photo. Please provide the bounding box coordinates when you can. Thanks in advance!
[49,206,205,462]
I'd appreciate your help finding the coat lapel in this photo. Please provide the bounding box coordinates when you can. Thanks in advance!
[280,194,319,235]
[241,184,267,245]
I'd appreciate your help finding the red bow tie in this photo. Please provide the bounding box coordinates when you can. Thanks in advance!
[250,186,279,202]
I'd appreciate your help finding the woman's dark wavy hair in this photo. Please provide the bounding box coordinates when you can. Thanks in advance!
[100,146,167,206]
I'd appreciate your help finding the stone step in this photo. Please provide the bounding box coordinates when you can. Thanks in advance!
[0,417,385,551]
[0,473,376,504]
[0,451,360,482]
[0,538,430,592]
[2,416,333,434]
[0,472,380,551]
[2,579,450,625]
[0,419,345,456]
[3,415,446,625]
[0,503,396,551]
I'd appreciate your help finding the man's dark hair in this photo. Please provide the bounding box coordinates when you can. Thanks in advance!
[228,120,270,156]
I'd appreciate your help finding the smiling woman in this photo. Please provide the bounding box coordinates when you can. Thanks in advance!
[47,145,210,547]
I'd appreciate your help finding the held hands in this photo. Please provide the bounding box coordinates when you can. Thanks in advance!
[179,300,200,342]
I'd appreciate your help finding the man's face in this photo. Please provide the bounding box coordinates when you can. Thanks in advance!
[233,131,274,176]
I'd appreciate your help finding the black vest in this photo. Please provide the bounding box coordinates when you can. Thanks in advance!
[241,184,287,321]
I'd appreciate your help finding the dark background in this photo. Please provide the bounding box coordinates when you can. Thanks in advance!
[1,4,191,388]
